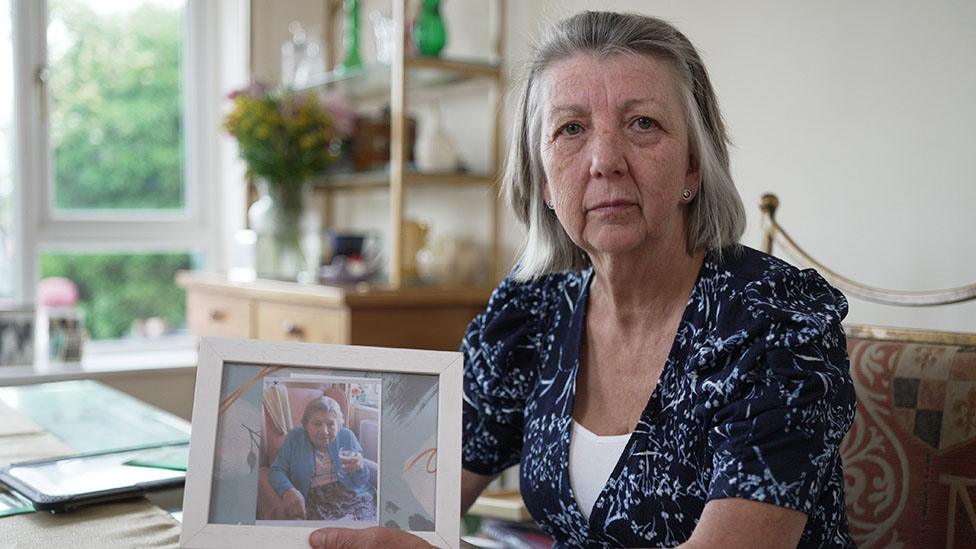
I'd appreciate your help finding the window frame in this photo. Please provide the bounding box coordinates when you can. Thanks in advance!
[10,0,249,313]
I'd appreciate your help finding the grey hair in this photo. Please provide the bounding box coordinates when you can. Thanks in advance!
[503,11,745,280]
[301,395,344,428]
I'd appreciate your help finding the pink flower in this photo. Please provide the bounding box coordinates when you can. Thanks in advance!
[226,81,269,100]
[322,93,356,137]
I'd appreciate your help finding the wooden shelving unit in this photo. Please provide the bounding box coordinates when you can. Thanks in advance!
[308,0,506,289]
[301,2,523,523]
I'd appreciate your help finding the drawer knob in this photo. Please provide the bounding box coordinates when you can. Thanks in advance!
[208,309,225,322]
[282,321,305,338]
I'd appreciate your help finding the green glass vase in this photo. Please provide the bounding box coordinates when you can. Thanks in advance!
[339,0,362,71]
[413,0,446,57]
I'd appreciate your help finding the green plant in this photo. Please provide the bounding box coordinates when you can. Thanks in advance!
[40,253,192,340]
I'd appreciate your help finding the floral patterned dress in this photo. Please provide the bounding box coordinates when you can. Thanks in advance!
[461,246,856,548]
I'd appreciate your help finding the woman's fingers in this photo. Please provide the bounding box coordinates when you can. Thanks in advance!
[308,527,432,548]
[309,528,367,549]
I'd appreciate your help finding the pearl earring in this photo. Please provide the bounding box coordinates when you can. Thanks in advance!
[545,201,555,210]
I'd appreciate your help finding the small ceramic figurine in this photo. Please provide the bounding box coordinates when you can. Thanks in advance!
[414,104,458,173]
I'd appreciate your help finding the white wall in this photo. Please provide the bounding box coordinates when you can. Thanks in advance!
[508,0,976,332]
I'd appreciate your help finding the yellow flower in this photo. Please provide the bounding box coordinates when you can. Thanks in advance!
[223,84,342,181]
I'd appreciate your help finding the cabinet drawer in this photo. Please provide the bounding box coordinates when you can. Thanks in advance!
[187,292,252,338]
[255,302,347,344]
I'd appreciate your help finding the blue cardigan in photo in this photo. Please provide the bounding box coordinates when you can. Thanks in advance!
[268,426,372,499]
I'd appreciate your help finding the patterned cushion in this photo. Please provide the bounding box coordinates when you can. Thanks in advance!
[842,325,976,548]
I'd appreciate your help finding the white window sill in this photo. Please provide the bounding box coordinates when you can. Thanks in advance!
[0,333,198,385]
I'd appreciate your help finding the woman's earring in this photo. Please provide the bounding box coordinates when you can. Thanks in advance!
[545,200,555,210]
[681,189,692,201]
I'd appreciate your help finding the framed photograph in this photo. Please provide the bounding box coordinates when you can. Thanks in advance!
[181,337,462,549]
[0,306,35,367]
[45,307,85,362]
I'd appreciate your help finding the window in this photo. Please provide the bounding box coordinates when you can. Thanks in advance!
[1,0,13,300]
[8,0,239,347]
[41,0,196,340]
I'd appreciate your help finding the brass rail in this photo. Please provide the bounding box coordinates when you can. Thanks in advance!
[759,193,976,307]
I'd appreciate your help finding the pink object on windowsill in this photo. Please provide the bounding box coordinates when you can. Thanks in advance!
[38,277,80,307]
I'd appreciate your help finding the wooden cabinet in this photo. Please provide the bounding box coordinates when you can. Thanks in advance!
[255,302,348,344]
[178,271,488,351]
[186,291,252,338]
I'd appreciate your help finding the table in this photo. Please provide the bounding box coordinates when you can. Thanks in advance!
[0,381,184,548]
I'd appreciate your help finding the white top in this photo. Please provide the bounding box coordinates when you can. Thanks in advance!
[310,448,338,487]
[568,419,632,521]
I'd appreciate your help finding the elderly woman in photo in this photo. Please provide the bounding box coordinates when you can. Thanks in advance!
[312,11,854,549]
[269,395,375,521]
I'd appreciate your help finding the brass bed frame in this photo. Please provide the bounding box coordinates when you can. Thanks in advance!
[759,192,976,548]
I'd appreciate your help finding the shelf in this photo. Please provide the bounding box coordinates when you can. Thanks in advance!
[405,172,496,186]
[298,64,389,99]
[310,0,506,289]
[309,170,390,189]
[405,56,501,78]
[297,57,501,99]
[310,169,496,190]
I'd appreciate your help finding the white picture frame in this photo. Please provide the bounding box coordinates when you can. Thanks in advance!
[0,306,36,367]
[181,337,462,549]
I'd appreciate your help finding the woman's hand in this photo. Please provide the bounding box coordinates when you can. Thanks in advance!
[309,527,433,548]
[338,448,364,473]
[282,487,306,520]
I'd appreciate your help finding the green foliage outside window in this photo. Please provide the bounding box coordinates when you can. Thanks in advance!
[50,0,183,209]
[40,253,192,340]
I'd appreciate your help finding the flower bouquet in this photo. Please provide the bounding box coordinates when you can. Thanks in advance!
[224,83,354,280]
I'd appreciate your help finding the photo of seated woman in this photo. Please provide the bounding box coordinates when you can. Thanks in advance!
[257,379,380,526]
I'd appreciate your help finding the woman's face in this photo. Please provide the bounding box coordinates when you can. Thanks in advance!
[305,411,340,448]
[538,53,699,259]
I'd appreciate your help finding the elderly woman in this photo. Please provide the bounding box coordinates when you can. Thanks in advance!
[311,11,854,549]
[269,395,374,521]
